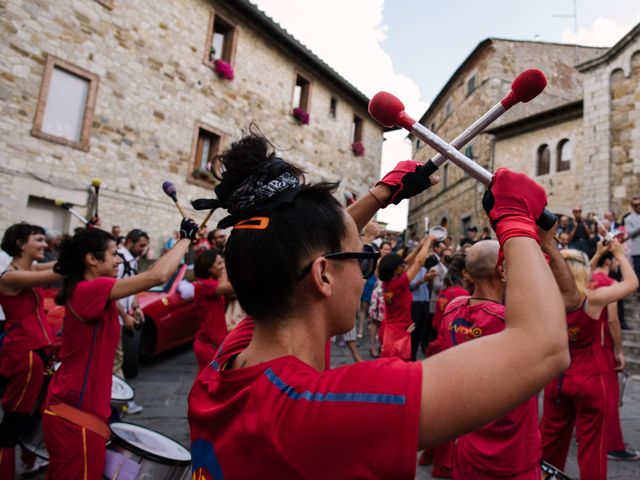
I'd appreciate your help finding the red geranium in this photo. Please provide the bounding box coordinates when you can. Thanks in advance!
[352,141,365,156]
[292,107,310,125]
[214,59,234,80]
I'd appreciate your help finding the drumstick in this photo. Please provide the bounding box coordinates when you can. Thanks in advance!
[199,209,215,230]
[368,91,557,230]
[54,199,90,225]
[162,181,187,218]
[91,178,102,217]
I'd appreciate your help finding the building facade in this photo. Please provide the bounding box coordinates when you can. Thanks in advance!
[0,0,384,248]
[407,38,606,242]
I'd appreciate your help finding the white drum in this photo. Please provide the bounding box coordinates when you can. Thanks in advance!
[111,375,135,406]
[105,422,191,480]
[21,373,135,460]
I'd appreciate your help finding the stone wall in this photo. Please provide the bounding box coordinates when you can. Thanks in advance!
[0,0,383,249]
[493,117,585,215]
[578,30,640,218]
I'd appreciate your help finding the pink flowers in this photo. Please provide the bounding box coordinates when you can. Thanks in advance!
[214,59,234,80]
[292,107,310,125]
[351,141,365,156]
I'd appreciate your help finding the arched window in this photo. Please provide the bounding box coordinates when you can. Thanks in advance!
[557,139,571,172]
[536,144,550,176]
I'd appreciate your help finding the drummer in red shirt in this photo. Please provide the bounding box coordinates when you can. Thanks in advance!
[377,236,433,360]
[43,219,199,479]
[0,223,59,477]
[540,240,638,480]
[193,248,234,372]
[188,133,571,479]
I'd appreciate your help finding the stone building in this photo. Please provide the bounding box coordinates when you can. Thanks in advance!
[407,38,606,242]
[0,0,384,248]
[486,23,640,220]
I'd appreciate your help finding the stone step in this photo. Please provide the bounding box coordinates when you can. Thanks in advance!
[625,356,640,376]
[621,329,640,344]
[622,341,640,366]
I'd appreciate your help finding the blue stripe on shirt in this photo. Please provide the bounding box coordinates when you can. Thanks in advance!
[264,367,406,405]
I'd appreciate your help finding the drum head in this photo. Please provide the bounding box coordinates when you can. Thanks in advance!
[110,422,191,465]
[111,375,135,403]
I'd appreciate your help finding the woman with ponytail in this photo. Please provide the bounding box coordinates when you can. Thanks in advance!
[0,223,59,477]
[188,129,571,479]
[43,219,199,479]
[540,240,638,480]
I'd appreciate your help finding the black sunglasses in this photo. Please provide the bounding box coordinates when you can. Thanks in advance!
[296,244,380,280]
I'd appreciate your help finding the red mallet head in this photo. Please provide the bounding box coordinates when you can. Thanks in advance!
[162,181,178,202]
[368,92,416,131]
[501,69,547,109]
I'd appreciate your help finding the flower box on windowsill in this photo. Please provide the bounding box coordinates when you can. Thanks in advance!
[214,59,234,80]
[351,141,365,157]
[292,107,310,125]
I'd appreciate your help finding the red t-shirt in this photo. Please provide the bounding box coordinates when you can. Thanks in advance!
[0,286,53,355]
[188,319,423,479]
[194,278,227,348]
[382,272,412,326]
[46,277,119,422]
[426,286,469,357]
[564,301,608,376]
[437,296,541,476]
[590,271,616,352]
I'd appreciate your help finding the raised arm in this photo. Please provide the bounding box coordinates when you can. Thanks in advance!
[607,302,625,371]
[539,224,581,311]
[346,161,438,231]
[406,237,433,283]
[109,219,199,301]
[0,269,61,293]
[418,169,569,447]
[588,240,639,309]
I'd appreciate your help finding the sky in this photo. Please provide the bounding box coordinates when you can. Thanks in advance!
[251,0,640,230]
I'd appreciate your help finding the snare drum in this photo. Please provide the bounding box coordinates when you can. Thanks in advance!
[541,460,572,480]
[112,375,135,406]
[105,422,191,480]
[21,373,135,460]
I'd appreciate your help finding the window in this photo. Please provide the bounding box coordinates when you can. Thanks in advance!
[351,115,363,143]
[205,11,236,66]
[536,144,550,175]
[293,74,311,111]
[329,97,337,118]
[467,75,476,95]
[443,164,449,189]
[430,122,436,131]
[445,100,452,117]
[557,139,571,172]
[189,124,222,185]
[32,56,99,152]
[461,215,471,234]
[416,139,422,150]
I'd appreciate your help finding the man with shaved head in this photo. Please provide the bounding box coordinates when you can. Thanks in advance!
[438,231,578,479]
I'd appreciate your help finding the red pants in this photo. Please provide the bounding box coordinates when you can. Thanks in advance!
[193,338,218,373]
[433,440,455,476]
[43,410,106,479]
[0,350,45,478]
[453,455,539,479]
[605,350,625,451]
[540,374,607,480]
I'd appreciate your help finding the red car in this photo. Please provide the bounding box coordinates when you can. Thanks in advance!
[44,264,199,378]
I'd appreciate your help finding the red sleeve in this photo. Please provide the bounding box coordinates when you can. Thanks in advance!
[399,272,410,290]
[70,277,117,321]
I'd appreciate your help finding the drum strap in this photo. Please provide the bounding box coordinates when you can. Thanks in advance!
[45,403,110,440]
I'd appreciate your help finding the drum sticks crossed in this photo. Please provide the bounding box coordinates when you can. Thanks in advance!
[368,68,557,230]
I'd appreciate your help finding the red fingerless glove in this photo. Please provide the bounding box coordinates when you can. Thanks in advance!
[377,160,434,206]
[482,168,547,246]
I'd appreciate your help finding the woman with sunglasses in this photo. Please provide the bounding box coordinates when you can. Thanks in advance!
[188,131,570,479]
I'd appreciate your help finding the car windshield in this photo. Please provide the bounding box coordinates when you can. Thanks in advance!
[149,268,180,293]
